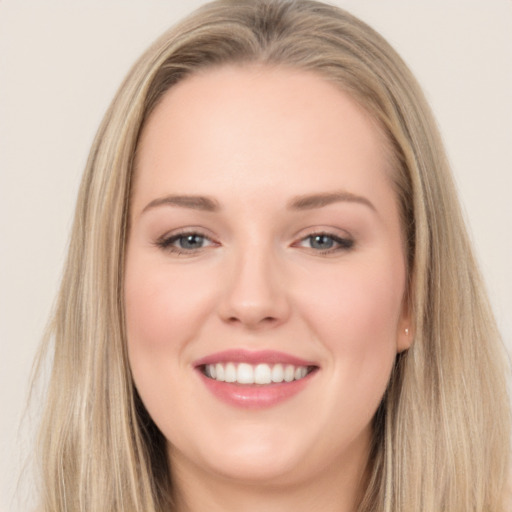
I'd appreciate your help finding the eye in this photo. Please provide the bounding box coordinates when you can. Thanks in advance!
[297,232,354,254]
[156,231,216,254]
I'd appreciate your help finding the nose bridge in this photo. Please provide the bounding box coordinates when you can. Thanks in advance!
[219,237,290,328]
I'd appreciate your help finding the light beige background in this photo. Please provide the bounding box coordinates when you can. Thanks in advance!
[1,1,511,510]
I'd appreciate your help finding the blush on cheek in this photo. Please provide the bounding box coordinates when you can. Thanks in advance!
[314,271,402,332]
[125,265,181,347]
[301,269,403,415]
[125,284,164,351]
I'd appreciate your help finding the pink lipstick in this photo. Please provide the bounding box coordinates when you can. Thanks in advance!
[194,349,319,409]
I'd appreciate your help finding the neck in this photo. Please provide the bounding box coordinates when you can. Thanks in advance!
[169,444,369,512]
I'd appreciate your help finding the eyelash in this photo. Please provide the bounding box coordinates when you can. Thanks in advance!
[155,229,215,255]
[296,232,354,254]
[155,230,354,256]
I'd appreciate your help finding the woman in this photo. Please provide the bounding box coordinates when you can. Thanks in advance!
[33,1,511,510]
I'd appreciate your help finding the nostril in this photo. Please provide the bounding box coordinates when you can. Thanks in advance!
[225,314,279,328]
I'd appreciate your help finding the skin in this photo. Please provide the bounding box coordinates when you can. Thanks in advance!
[125,65,411,512]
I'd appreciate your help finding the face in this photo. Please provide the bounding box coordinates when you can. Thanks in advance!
[125,66,411,489]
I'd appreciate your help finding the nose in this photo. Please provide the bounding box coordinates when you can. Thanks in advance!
[217,246,291,330]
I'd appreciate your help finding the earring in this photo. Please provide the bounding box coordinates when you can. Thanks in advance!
[405,328,409,335]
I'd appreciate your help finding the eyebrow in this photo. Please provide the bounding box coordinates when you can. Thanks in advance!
[287,191,376,212]
[141,190,376,215]
[142,195,220,213]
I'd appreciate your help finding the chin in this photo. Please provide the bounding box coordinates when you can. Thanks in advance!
[169,424,315,485]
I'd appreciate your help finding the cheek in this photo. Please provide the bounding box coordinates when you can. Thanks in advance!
[298,257,404,397]
[304,257,405,343]
[124,257,214,353]
[123,255,222,428]
[123,254,219,435]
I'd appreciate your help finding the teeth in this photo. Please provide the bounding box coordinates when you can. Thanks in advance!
[254,363,272,384]
[225,362,236,383]
[237,363,254,384]
[295,366,307,380]
[284,364,295,382]
[215,363,225,381]
[271,363,284,383]
[204,362,312,384]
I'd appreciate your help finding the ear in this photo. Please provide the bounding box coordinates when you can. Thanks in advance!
[397,324,413,353]
[396,296,413,353]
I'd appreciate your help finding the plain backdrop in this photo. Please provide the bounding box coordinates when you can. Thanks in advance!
[1,1,511,510]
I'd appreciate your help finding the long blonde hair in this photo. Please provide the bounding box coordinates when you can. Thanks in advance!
[34,1,511,510]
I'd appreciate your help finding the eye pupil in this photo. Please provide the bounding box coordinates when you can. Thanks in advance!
[310,234,334,250]
[180,234,204,249]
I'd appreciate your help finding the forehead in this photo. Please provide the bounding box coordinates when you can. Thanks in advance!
[132,65,394,212]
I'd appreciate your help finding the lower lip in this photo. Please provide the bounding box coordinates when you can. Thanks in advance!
[197,370,317,409]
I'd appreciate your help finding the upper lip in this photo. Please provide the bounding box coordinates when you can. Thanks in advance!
[193,349,317,368]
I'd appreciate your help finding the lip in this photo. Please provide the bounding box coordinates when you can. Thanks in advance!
[193,349,319,409]
[193,349,317,367]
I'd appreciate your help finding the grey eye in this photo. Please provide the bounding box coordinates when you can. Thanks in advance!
[156,230,217,254]
[177,234,206,250]
[296,232,354,253]
[308,234,335,250]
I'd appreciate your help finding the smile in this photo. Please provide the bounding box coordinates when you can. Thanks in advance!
[202,362,313,384]
[194,350,319,408]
